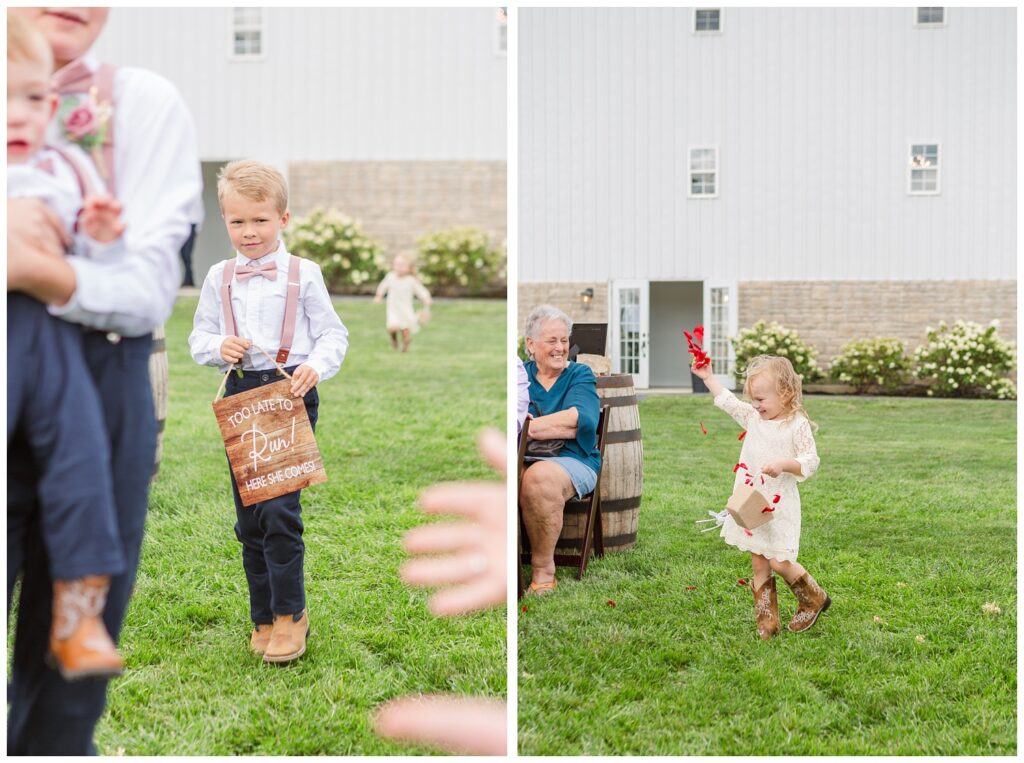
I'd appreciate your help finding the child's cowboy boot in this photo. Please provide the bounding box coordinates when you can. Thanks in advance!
[263,609,309,664]
[785,572,832,632]
[250,624,274,655]
[49,576,124,681]
[752,575,781,640]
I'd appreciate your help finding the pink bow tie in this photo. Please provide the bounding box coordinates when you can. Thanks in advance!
[235,262,278,282]
[52,58,95,95]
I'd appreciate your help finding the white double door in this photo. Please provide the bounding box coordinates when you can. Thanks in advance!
[609,279,737,390]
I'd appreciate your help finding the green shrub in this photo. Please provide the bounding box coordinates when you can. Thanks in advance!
[829,337,912,391]
[415,228,506,296]
[284,208,386,294]
[731,320,823,384]
[914,320,1017,399]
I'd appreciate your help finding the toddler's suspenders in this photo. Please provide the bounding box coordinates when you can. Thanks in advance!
[43,144,100,206]
[220,255,302,366]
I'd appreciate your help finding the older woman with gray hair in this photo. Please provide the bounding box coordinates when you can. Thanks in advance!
[520,305,601,595]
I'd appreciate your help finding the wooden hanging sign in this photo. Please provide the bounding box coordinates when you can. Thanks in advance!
[213,379,327,506]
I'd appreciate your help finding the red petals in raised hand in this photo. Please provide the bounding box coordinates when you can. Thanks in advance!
[700,421,708,435]
[738,431,746,441]
[733,462,748,473]
[683,325,710,369]
[607,599,616,607]
[772,494,781,504]
[737,578,748,586]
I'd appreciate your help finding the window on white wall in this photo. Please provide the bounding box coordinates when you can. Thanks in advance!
[496,7,507,56]
[232,7,265,59]
[915,7,945,26]
[694,9,721,33]
[709,287,730,375]
[909,144,940,194]
[689,148,718,197]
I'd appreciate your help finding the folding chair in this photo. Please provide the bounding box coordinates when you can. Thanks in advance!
[516,417,530,599]
[520,405,610,582]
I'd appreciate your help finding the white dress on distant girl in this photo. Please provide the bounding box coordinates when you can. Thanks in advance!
[715,389,820,562]
[378,272,431,333]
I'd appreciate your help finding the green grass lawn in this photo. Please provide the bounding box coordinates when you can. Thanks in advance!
[92,296,506,755]
[518,395,1016,756]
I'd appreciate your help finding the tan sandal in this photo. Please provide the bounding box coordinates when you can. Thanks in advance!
[527,579,557,596]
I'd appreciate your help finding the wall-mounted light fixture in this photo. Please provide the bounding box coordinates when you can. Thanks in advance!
[580,288,594,306]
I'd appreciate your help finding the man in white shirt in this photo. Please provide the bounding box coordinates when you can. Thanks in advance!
[6,7,201,755]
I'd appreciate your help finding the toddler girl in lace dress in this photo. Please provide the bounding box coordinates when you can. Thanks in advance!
[693,354,829,639]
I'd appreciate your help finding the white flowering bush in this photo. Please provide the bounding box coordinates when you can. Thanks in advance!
[829,338,912,392]
[416,228,506,296]
[732,321,823,384]
[284,208,386,294]
[914,320,1017,399]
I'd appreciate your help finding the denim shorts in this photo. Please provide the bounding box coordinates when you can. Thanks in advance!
[524,455,598,499]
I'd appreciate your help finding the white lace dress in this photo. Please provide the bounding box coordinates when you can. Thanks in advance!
[714,389,820,562]
[378,273,431,332]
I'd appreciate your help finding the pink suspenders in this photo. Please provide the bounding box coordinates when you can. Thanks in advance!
[220,255,302,366]
[43,144,99,202]
[94,63,117,196]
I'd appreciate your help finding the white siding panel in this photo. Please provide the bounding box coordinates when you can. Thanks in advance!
[519,7,1016,282]
[93,7,506,163]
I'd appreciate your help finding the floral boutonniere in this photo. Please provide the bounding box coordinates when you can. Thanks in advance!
[58,86,112,179]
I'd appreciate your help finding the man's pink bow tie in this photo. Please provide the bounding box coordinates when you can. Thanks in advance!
[235,262,278,281]
[51,59,95,95]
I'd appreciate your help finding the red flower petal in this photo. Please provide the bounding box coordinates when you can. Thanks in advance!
[521,606,528,612]
[699,421,708,435]
[743,528,753,536]
[683,330,693,344]
[737,578,748,585]
[694,326,704,344]
[685,585,697,591]
[773,494,781,503]
[607,599,616,607]
[738,431,746,441]
[760,475,765,485]
[733,462,748,473]
[761,506,775,513]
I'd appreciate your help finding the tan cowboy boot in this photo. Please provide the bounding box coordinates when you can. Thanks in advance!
[752,575,781,640]
[49,576,124,681]
[785,572,831,632]
[263,609,309,664]
[250,624,274,655]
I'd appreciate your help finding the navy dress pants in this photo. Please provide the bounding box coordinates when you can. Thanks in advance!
[7,323,156,756]
[225,369,319,624]
[6,295,124,588]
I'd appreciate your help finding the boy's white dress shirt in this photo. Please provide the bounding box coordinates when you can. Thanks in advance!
[189,239,349,382]
[45,54,202,337]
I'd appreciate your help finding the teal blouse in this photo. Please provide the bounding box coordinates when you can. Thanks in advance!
[525,360,601,474]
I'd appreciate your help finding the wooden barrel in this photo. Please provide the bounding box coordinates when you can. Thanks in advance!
[555,373,643,554]
[149,324,168,477]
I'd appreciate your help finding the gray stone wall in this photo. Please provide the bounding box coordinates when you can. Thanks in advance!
[517,282,607,337]
[739,280,1017,367]
[289,160,507,262]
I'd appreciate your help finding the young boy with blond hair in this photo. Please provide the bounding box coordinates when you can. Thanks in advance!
[189,160,348,662]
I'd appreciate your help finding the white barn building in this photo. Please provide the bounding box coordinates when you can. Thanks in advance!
[94,7,507,284]
[518,7,1016,389]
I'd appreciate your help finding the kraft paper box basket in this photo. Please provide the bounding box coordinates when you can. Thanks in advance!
[213,378,328,507]
[726,483,775,530]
